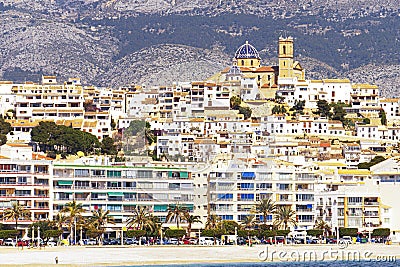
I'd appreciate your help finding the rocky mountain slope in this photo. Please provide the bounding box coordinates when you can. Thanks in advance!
[0,1,399,97]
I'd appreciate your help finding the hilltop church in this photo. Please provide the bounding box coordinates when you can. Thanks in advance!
[215,37,305,100]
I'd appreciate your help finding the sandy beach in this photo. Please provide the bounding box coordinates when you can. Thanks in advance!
[0,243,399,266]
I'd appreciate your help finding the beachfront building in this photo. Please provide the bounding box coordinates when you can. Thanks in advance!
[52,159,196,233]
[0,144,53,230]
[315,184,381,234]
[205,158,317,231]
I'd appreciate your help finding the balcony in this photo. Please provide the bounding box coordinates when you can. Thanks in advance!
[364,201,379,206]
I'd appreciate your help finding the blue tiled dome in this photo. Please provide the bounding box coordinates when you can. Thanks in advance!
[235,41,260,59]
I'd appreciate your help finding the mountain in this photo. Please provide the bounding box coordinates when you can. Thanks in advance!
[0,1,399,96]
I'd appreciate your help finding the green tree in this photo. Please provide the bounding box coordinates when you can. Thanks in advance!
[290,100,305,115]
[379,109,387,125]
[205,214,221,230]
[339,227,358,237]
[31,121,101,155]
[314,220,331,236]
[219,220,240,235]
[166,204,187,229]
[88,208,115,244]
[126,206,150,230]
[27,220,61,244]
[144,122,156,145]
[0,114,11,145]
[241,215,256,230]
[238,106,252,119]
[0,117,12,135]
[110,117,116,130]
[358,156,386,169]
[272,105,286,114]
[3,201,30,233]
[230,95,241,110]
[126,120,146,136]
[144,215,161,237]
[165,229,186,238]
[125,230,147,238]
[315,100,331,118]
[256,198,276,225]
[201,229,224,238]
[61,200,84,243]
[183,212,201,237]
[307,229,324,237]
[0,230,19,239]
[101,136,117,155]
[372,228,390,237]
[274,205,297,230]
[331,103,347,123]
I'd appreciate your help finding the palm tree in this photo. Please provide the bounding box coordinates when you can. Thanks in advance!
[89,208,115,244]
[61,200,84,244]
[205,214,221,230]
[315,219,331,237]
[255,198,276,225]
[241,215,256,231]
[53,212,68,243]
[166,204,187,229]
[274,205,297,230]
[3,201,30,232]
[126,206,150,230]
[183,212,201,237]
[145,215,161,237]
[53,212,67,230]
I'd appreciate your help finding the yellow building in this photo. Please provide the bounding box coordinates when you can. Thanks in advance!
[278,36,305,81]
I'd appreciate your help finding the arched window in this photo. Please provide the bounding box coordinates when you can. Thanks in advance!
[241,60,244,66]
[283,61,286,66]
[251,60,253,66]
[283,45,286,55]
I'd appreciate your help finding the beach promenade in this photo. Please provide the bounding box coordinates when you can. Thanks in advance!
[0,243,399,266]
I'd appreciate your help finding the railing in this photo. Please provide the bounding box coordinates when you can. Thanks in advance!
[364,202,379,206]
[296,208,313,212]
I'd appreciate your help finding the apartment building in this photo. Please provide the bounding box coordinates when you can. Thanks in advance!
[52,160,196,230]
[12,77,84,120]
[206,158,317,230]
[0,144,53,229]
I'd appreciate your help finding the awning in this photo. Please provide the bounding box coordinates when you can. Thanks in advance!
[107,192,124,197]
[154,205,168,212]
[57,181,73,186]
[241,172,255,178]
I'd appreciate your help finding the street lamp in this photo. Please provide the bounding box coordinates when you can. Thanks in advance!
[38,226,41,247]
[32,226,35,247]
[235,227,238,246]
[74,218,77,245]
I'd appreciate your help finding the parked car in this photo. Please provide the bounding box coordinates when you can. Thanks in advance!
[340,236,353,245]
[275,236,285,244]
[199,237,218,245]
[17,239,29,247]
[326,237,337,244]
[169,238,184,245]
[4,238,16,246]
[307,236,319,244]
[82,239,97,245]
[182,237,197,245]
